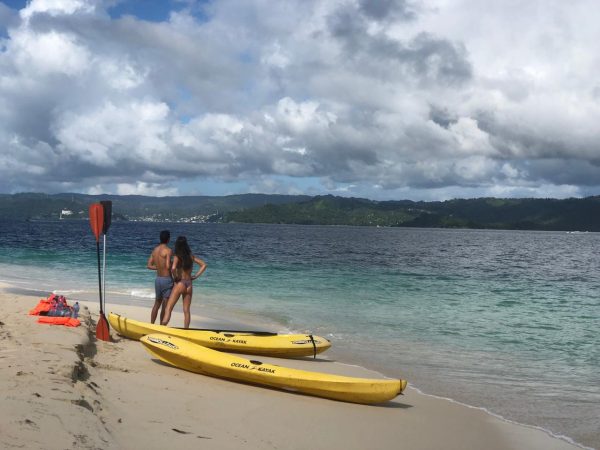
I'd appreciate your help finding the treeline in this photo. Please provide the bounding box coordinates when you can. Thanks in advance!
[0,193,309,221]
[223,195,600,231]
[1,192,599,231]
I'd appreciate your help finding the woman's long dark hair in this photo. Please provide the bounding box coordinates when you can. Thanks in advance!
[174,236,193,271]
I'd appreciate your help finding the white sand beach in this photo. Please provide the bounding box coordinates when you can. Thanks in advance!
[0,291,584,450]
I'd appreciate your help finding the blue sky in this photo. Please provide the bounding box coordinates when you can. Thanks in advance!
[107,0,213,23]
[3,0,201,21]
[1,0,599,200]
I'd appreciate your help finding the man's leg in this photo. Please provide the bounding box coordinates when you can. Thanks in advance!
[159,298,168,323]
[150,299,162,324]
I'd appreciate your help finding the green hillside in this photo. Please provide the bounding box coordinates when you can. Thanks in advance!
[1,192,599,231]
[0,193,310,221]
[224,195,600,231]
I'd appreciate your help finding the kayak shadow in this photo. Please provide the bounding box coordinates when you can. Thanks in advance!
[289,356,336,363]
[150,358,174,368]
[256,356,335,364]
[380,399,413,409]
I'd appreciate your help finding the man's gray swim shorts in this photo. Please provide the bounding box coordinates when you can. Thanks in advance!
[155,276,174,300]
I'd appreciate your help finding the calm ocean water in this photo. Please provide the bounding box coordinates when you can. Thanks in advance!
[0,220,598,448]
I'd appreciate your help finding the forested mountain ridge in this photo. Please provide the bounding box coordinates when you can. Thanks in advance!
[0,193,310,221]
[223,195,600,231]
[1,193,599,231]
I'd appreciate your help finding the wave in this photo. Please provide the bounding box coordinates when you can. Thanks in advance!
[126,289,155,299]
[52,289,88,295]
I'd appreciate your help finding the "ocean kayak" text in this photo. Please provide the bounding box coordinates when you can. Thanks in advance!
[210,337,247,344]
[231,362,276,373]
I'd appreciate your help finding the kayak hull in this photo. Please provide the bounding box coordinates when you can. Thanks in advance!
[140,333,407,404]
[109,313,331,358]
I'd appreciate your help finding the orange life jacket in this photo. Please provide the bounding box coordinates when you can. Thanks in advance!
[28,294,56,315]
[30,294,79,327]
[37,316,81,327]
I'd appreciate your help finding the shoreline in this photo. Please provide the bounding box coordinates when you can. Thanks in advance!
[1,288,587,450]
[409,388,593,450]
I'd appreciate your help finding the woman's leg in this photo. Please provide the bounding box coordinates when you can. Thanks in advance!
[161,282,184,326]
[182,288,193,329]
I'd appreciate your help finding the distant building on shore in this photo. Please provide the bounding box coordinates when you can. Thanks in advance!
[59,209,73,219]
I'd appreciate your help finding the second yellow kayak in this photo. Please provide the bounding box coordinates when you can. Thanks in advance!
[141,333,407,404]
[109,312,331,358]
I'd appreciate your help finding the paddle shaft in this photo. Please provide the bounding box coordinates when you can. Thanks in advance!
[102,234,106,313]
[100,200,112,314]
[96,239,103,314]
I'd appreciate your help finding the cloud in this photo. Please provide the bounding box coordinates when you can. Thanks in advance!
[358,0,418,22]
[114,181,178,197]
[19,0,100,20]
[0,0,599,199]
[0,2,19,33]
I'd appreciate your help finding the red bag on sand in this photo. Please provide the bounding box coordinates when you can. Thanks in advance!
[29,294,74,318]
[37,316,81,327]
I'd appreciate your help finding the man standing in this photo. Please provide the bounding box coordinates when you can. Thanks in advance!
[146,230,173,324]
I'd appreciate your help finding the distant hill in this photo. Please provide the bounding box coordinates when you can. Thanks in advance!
[1,192,599,231]
[0,193,310,221]
[223,195,600,231]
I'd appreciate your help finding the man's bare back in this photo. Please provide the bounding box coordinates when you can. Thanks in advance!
[147,244,172,277]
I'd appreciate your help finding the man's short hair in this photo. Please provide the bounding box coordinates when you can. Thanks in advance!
[160,230,170,244]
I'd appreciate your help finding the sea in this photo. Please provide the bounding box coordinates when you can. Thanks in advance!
[0,220,598,449]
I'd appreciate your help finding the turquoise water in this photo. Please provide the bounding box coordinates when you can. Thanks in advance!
[0,220,598,448]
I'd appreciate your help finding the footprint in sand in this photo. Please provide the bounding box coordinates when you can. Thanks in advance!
[19,419,38,429]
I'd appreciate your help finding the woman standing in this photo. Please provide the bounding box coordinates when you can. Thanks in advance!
[160,236,207,328]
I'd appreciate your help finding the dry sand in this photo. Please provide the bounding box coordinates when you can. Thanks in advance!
[0,291,584,450]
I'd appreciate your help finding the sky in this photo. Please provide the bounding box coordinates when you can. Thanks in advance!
[0,0,599,200]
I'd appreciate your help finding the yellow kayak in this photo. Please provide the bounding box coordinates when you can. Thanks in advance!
[109,313,331,358]
[140,333,407,404]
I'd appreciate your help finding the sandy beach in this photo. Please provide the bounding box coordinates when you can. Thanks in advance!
[0,290,584,450]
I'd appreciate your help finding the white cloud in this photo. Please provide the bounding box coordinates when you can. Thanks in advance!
[0,0,599,199]
[261,42,290,69]
[275,97,337,135]
[98,60,146,90]
[11,28,90,76]
[115,181,178,197]
[54,100,171,167]
[20,0,99,21]
[448,118,495,156]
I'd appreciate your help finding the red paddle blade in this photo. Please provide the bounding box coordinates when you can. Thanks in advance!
[96,313,110,341]
[89,203,104,242]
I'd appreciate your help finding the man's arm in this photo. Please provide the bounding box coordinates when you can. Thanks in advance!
[164,248,173,269]
[147,252,157,270]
